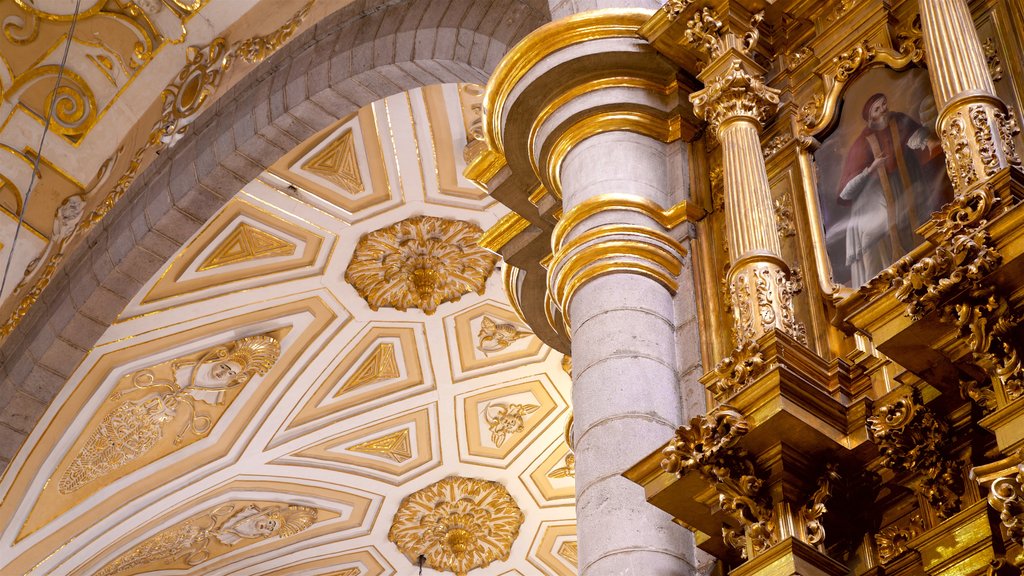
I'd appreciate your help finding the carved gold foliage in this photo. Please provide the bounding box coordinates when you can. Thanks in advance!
[682,7,723,59]
[388,476,524,576]
[874,515,924,565]
[995,107,1023,171]
[662,406,775,557]
[944,288,1024,402]
[335,342,400,397]
[867,388,964,519]
[301,128,364,194]
[884,228,1001,320]
[344,216,499,315]
[58,335,281,494]
[349,428,413,463]
[984,38,1004,82]
[691,60,781,137]
[229,0,314,65]
[710,340,767,403]
[476,316,530,352]
[1,1,315,339]
[485,403,539,447]
[988,469,1024,566]
[661,0,695,20]
[198,223,295,271]
[801,464,840,549]
[96,502,317,576]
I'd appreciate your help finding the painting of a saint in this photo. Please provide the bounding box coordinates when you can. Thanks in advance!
[814,67,953,287]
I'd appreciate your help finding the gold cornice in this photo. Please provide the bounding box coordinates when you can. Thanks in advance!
[541,109,681,198]
[463,146,507,188]
[483,8,655,155]
[552,193,704,252]
[479,212,532,253]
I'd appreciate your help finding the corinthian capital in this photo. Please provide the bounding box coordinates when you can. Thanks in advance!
[691,58,780,138]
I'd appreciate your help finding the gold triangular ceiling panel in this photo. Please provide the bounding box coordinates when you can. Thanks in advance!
[301,129,364,194]
[141,199,323,305]
[282,406,437,485]
[335,342,400,397]
[198,222,295,271]
[287,325,430,431]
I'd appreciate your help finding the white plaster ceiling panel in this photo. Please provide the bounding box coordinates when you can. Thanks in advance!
[0,85,576,576]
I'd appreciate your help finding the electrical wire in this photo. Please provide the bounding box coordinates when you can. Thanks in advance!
[0,0,85,299]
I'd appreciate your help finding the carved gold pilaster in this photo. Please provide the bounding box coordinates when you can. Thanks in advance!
[974,453,1024,568]
[920,0,1023,192]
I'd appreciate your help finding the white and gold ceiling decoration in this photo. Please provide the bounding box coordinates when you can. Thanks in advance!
[0,0,317,331]
[0,85,576,576]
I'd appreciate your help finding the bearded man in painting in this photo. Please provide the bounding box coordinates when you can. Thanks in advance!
[837,92,934,286]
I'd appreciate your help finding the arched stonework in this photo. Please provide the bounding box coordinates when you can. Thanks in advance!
[0,0,550,474]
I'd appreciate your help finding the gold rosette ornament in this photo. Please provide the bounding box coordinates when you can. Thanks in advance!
[345,216,499,314]
[388,476,524,575]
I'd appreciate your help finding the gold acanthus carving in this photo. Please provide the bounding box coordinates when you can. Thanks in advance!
[945,288,1024,402]
[691,59,780,136]
[983,38,1003,82]
[682,7,723,60]
[229,0,314,65]
[59,335,281,494]
[0,1,316,340]
[980,460,1024,567]
[96,502,317,576]
[874,514,924,564]
[344,216,499,315]
[801,464,839,550]
[388,476,524,576]
[661,406,776,558]
[709,340,768,403]
[867,388,964,519]
[485,402,539,447]
[939,103,1021,193]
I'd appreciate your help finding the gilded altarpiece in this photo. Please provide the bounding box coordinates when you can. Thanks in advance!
[622,1,1024,575]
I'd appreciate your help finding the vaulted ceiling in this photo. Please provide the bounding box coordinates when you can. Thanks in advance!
[0,29,576,576]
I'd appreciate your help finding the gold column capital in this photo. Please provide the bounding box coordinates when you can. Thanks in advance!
[690,56,780,138]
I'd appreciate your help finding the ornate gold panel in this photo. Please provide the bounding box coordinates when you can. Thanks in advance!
[142,198,324,304]
[281,405,438,485]
[459,377,563,464]
[69,479,376,576]
[445,300,545,382]
[522,436,576,507]
[288,324,429,430]
[528,520,578,576]
[5,296,335,551]
[197,222,296,271]
[300,129,364,194]
[270,107,393,220]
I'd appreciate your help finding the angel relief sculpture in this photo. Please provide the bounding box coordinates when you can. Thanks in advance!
[57,335,281,494]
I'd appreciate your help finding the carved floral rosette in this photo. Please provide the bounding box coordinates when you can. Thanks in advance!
[388,476,524,576]
[345,216,499,315]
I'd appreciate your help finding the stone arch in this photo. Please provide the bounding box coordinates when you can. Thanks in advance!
[0,0,551,472]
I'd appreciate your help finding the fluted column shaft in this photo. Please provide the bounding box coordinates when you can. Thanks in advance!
[691,56,802,345]
[920,0,1022,192]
